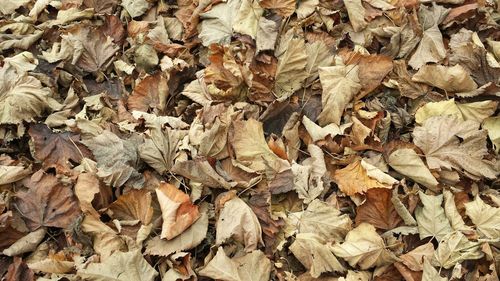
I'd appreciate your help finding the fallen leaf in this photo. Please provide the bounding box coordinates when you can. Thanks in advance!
[422,258,446,281]
[332,223,397,269]
[29,124,93,173]
[333,159,397,196]
[413,115,498,179]
[317,64,362,126]
[399,243,434,271]
[355,188,402,230]
[77,250,158,281]
[199,0,241,46]
[107,189,153,225]
[290,233,345,278]
[299,199,352,241]
[464,196,500,239]
[344,0,367,32]
[2,228,46,256]
[127,73,169,113]
[14,171,81,231]
[5,257,34,281]
[483,116,500,153]
[432,231,483,269]
[156,182,200,240]
[387,148,439,190]
[259,0,296,17]
[216,195,263,252]
[415,191,453,240]
[412,64,477,93]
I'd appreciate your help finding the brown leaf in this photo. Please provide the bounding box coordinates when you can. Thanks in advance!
[127,73,169,113]
[29,124,93,173]
[73,27,119,73]
[5,257,34,281]
[107,189,154,225]
[14,170,81,231]
[0,212,26,251]
[355,188,402,230]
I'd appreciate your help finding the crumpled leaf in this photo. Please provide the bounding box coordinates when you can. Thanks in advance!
[413,115,498,179]
[156,182,200,240]
[432,231,483,269]
[127,73,169,113]
[77,250,158,281]
[317,64,361,126]
[344,0,367,32]
[0,68,62,125]
[121,0,150,18]
[333,159,398,196]
[399,242,435,271]
[14,171,81,231]
[464,196,500,239]
[2,228,46,257]
[332,223,397,269]
[415,191,453,240]
[82,130,144,188]
[216,195,263,252]
[290,233,345,278]
[443,190,473,233]
[259,0,296,17]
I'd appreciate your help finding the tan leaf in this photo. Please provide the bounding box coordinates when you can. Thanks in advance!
[0,68,62,125]
[304,41,334,86]
[408,25,446,69]
[199,247,272,281]
[77,250,158,281]
[387,148,438,190]
[274,30,308,98]
[290,233,345,278]
[121,0,150,18]
[465,196,500,239]
[413,115,498,179]
[483,116,500,153]
[14,170,81,231]
[0,164,31,185]
[399,243,435,271]
[415,191,453,240]
[412,64,477,93]
[145,204,208,256]
[2,228,46,257]
[344,0,367,32]
[317,64,361,126]
[333,159,397,196]
[156,182,200,240]
[199,0,241,46]
[230,118,289,172]
[443,190,473,233]
[292,144,327,203]
[355,188,402,230]
[216,195,263,251]
[107,189,153,225]
[332,223,397,269]
[422,258,447,281]
[432,231,483,269]
[259,0,296,17]
[299,199,352,241]
[233,0,263,39]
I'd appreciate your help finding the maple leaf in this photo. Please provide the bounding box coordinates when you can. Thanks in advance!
[29,124,93,173]
[432,231,483,269]
[413,115,498,179]
[299,199,352,241]
[107,189,153,225]
[317,64,361,126]
[415,191,453,240]
[14,170,81,231]
[127,73,169,113]
[465,196,500,239]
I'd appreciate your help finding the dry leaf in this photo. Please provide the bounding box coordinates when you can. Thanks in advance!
[415,191,453,240]
[355,188,402,230]
[464,196,500,239]
[156,182,200,240]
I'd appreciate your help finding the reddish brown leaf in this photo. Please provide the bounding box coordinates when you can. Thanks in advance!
[355,188,402,230]
[28,124,93,173]
[14,170,81,231]
[127,73,169,113]
[5,257,34,281]
[107,189,154,225]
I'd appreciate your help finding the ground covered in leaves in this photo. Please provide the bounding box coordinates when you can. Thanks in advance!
[1,0,500,280]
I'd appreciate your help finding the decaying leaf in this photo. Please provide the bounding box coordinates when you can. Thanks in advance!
[415,191,453,240]
[464,196,500,239]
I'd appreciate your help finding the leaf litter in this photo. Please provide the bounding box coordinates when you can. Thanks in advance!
[0,0,500,280]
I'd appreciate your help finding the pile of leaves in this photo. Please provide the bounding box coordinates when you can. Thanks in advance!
[1,0,500,280]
